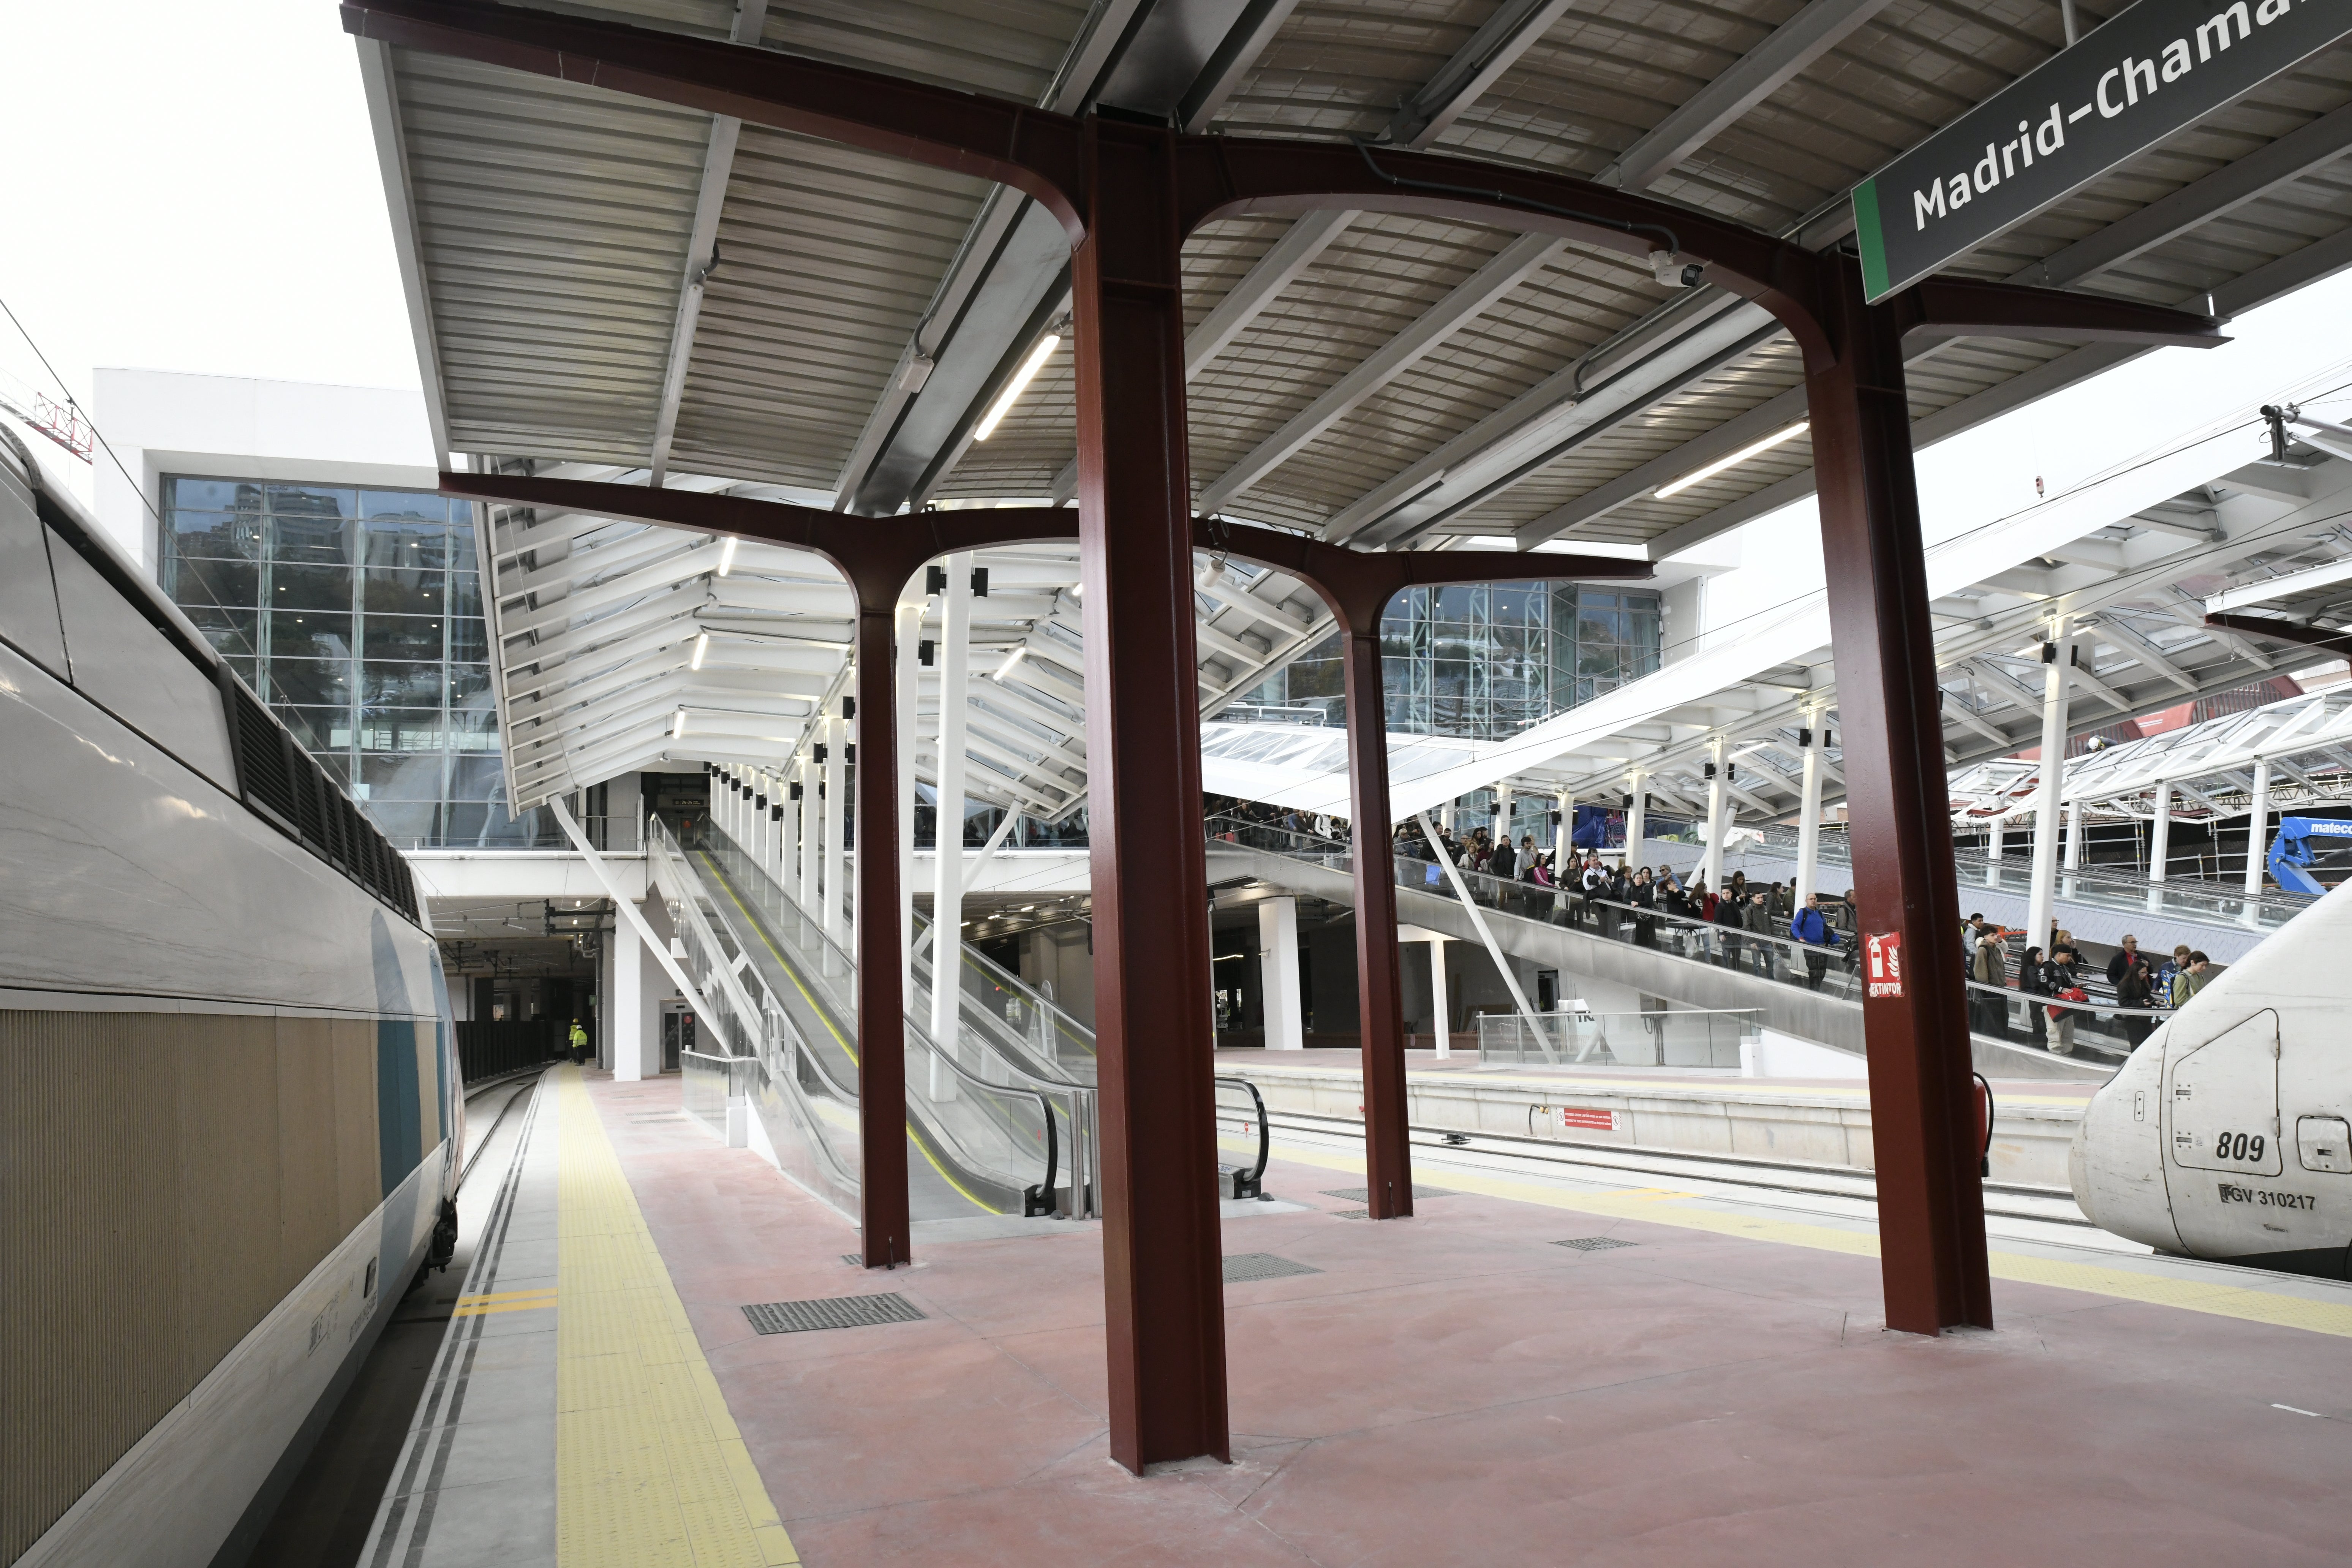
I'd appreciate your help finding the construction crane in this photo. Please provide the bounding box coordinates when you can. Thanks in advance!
[2267,816,2352,895]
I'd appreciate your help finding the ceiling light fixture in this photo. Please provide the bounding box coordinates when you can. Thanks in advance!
[691,631,710,671]
[996,645,1027,680]
[1654,421,1810,499]
[672,709,687,739]
[716,535,738,576]
[973,332,1061,441]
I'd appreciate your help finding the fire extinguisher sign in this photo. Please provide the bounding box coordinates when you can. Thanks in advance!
[1865,931,1903,997]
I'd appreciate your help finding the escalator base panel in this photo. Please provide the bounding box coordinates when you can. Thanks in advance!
[1223,1253,1322,1283]
[742,1294,927,1334]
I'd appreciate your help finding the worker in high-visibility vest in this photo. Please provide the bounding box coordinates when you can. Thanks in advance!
[568,1019,589,1065]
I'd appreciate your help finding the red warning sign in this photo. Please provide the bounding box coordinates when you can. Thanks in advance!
[1560,1107,1617,1131]
[1865,931,1904,998]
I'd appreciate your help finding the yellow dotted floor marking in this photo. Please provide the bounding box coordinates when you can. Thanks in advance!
[1266,1139,2352,1339]
[554,1065,799,1567]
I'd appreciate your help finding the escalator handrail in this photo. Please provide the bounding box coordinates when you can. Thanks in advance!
[1213,1074,1270,1190]
[911,906,1098,1064]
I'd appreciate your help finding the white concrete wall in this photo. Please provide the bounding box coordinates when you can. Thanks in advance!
[91,370,435,570]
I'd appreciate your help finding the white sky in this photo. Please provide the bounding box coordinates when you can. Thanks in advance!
[0,1,419,420]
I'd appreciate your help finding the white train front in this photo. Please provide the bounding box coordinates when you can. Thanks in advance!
[2071,876,2352,1279]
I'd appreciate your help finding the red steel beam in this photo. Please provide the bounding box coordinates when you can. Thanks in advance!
[1197,523,1649,1221]
[440,471,1076,1271]
[1802,256,1993,1334]
[341,0,1087,236]
[2205,613,2352,657]
[346,0,2224,376]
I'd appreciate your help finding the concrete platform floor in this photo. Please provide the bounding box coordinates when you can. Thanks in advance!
[489,1070,2352,1565]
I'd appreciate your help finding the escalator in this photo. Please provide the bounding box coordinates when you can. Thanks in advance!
[650,817,1081,1223]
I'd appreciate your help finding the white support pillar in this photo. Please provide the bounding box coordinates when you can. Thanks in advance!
[929,552,974,1095]
[1701,736,1731,892]
[2149,785,2172,884]
[822,710,847,944]
[612,904,647,1081]
[896,597,923,1004]
[1496,781,1513,858]
[1554,791,1573,869]
[2244,757,2272,899]
[796,754,816,909]
[1794,716,1825,907]
[2025,616,2072,953]
[1622,775,1646,868]
[1427,936,1452,1059]
[2064,798,2085,870]
[1984,814,2003,888]
[1257,896,1303,1051]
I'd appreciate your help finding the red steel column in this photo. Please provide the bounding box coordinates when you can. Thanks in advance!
[850,601,912,1268]
[1805,253,1992,1333]
[1070,118,1230,1471]
[1341,619,1414,1219]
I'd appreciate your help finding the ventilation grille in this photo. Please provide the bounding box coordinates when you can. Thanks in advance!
[741,1294,926,1334]
[1222,1253,1322,1283]
[1321,1186,1457,1202]
[1553,1237,1637,1252]
[213,666,418,924]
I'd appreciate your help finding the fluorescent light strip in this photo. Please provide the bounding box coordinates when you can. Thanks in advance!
[973,334,1061,442]
[996,645,1027,680]
[1654,420,1810,500]
[690,632,710,671]
[672,709,687,738]
[716,536,738,576]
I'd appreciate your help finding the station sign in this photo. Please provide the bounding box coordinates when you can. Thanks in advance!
[1853,0,2352,302]
[1865,932,1904,998]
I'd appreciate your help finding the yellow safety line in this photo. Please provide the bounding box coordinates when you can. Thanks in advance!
[1264,1139,2352,1340]
[553,1065,800,1567]
[459,1287,558,1306]
[453,1299,558,1319]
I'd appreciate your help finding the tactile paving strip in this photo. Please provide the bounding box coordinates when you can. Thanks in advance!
[554,1069,801,1566]
[1223,1253,1324,1283]
[742,1294,926,1334]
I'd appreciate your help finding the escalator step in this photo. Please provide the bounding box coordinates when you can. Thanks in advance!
[741,1293,927,1334]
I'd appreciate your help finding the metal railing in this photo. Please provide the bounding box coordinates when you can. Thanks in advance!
[1213,1076,1271,1200]
[1212,816,2178,1070]
[664,814,1098,1219]
[401,814,642,854]
[1477,1008,1762,1069]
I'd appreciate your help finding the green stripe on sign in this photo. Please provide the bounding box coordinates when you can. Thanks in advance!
[1853,179,1889,303]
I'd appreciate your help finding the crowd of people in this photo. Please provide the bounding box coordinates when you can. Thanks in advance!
[1963,917,2210,1055]
[1208,795,2209,1058]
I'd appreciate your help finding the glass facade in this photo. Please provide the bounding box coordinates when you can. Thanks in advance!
[159,476,507,846]
[1239,583,1663,740]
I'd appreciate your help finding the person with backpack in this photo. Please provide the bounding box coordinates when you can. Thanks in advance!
[2044,944,2087,1055]
[2115,953,2155,1049]
[2018,945,2049,1047]
[1971,930,2009,1037]
[1788,893,1837,990]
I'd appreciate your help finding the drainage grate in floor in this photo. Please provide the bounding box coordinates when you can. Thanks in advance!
[1553,1236,1637,1252]
[741,1294,927,1334]
[1321,1186,1457,1202]
[1223,1253,1323,1283]
[1328,1209,1370,1220]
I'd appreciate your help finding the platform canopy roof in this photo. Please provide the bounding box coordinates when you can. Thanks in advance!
[355,0,2352,814]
